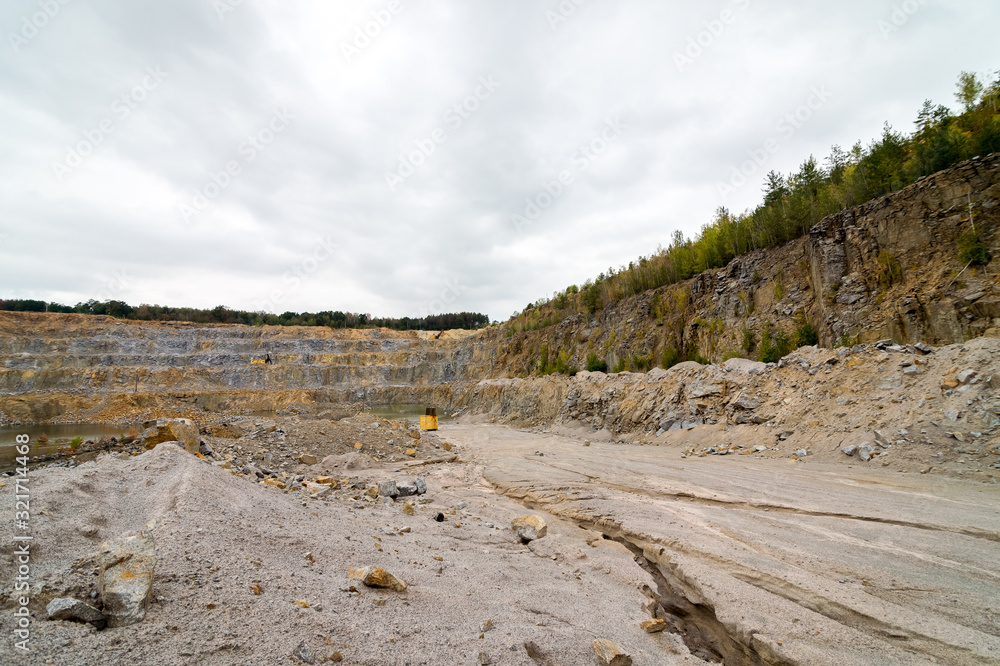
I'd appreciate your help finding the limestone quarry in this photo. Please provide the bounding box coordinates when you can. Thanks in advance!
[1,156,1000,665]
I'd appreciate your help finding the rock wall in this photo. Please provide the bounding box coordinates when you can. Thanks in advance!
[483,154,1000,376]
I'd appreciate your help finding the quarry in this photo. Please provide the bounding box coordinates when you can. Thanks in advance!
[2,155,1000,665]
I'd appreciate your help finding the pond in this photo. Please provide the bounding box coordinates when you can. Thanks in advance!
[367,404,452,423]
[0,423,128,468]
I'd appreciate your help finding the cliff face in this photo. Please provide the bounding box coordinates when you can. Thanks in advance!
[0,314,490,421]
[484,154,1000,376]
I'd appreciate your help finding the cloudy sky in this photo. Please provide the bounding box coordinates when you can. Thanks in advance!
[1,1,997,321]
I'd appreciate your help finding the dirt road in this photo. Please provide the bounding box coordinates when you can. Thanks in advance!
[443,422,1000,665]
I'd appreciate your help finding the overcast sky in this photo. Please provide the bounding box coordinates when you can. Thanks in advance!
[1,1,997,321]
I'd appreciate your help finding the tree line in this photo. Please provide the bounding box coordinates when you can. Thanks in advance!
[548,70,999,315]
[0,299,490,331]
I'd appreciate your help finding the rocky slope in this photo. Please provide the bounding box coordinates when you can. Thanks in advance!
[457,337,1000,483]
[484,154,1000,376]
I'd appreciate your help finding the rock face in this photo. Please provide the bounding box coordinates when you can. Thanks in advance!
[46,597,106,628]
[143,418,199,455]
[99,529,156,628]
[347,566,407,592]
[479,154,1000,376]
[511,515,547,543]
[592,639,632,666]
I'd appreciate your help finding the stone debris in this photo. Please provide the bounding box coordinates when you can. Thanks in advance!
[99,526,156,628]
[842,444,858,457]
[142,418,199,455]
[348,566,408,592]
[298,453,318,465]
[46,597,107,629]
[593,638,632,665]
[477,651,492,665]
[377,477,428,499]
[640,618,667,633]
[511,515,547,543]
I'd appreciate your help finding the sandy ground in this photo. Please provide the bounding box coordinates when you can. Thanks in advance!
[0,424,697,666]
[1,418,998,665]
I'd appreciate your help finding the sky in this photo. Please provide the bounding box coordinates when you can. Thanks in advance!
[1,0,997,322]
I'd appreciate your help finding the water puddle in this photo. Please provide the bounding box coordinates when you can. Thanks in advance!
[0,424,127,468]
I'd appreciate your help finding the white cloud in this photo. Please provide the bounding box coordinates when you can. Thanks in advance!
[0,0,997,321]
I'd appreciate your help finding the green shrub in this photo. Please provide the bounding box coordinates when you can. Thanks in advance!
[958,231,992,266]
[69,436,83,451]
[792,317,818,348]
[759,323,792,363]
[877,251,903,288]
[613,358,627,373]
[661,346,680,369]
[586,353,608,373]
[741,325,756,354]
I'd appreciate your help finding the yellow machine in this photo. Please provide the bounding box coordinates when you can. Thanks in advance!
[420,407,438,431]
[250,359,266,365]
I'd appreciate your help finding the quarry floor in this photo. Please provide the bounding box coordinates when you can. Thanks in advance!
[2,419,999,665]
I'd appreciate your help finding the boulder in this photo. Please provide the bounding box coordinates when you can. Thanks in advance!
[377,481,399,498]
[732,394,760,410]
[511,515,547,543]
[414,477,427,495]
[347,566,407,592]
[142,418,199,455]
[593,639,632,666]
[396,482,418,498]
[46,597,106,629]
[299,453,319,465]
[842,444,858,457]
[99,527,156,628]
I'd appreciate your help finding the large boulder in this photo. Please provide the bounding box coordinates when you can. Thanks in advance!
[143,418,199,455]
[99,526,156,628]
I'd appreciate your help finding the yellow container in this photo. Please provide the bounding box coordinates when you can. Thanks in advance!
[419,415,438,431]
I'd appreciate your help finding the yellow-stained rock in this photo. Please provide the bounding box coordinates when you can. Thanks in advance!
[315,476,335,485]
[511,515,547,543]
[941,376,960,389]
[348,566,408,592]
[405,449,417,457]
[442,442,452,451]
[641,618,667,633]
[264,479,286,489]
[593,639,632,665]
[402,503,415,516]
